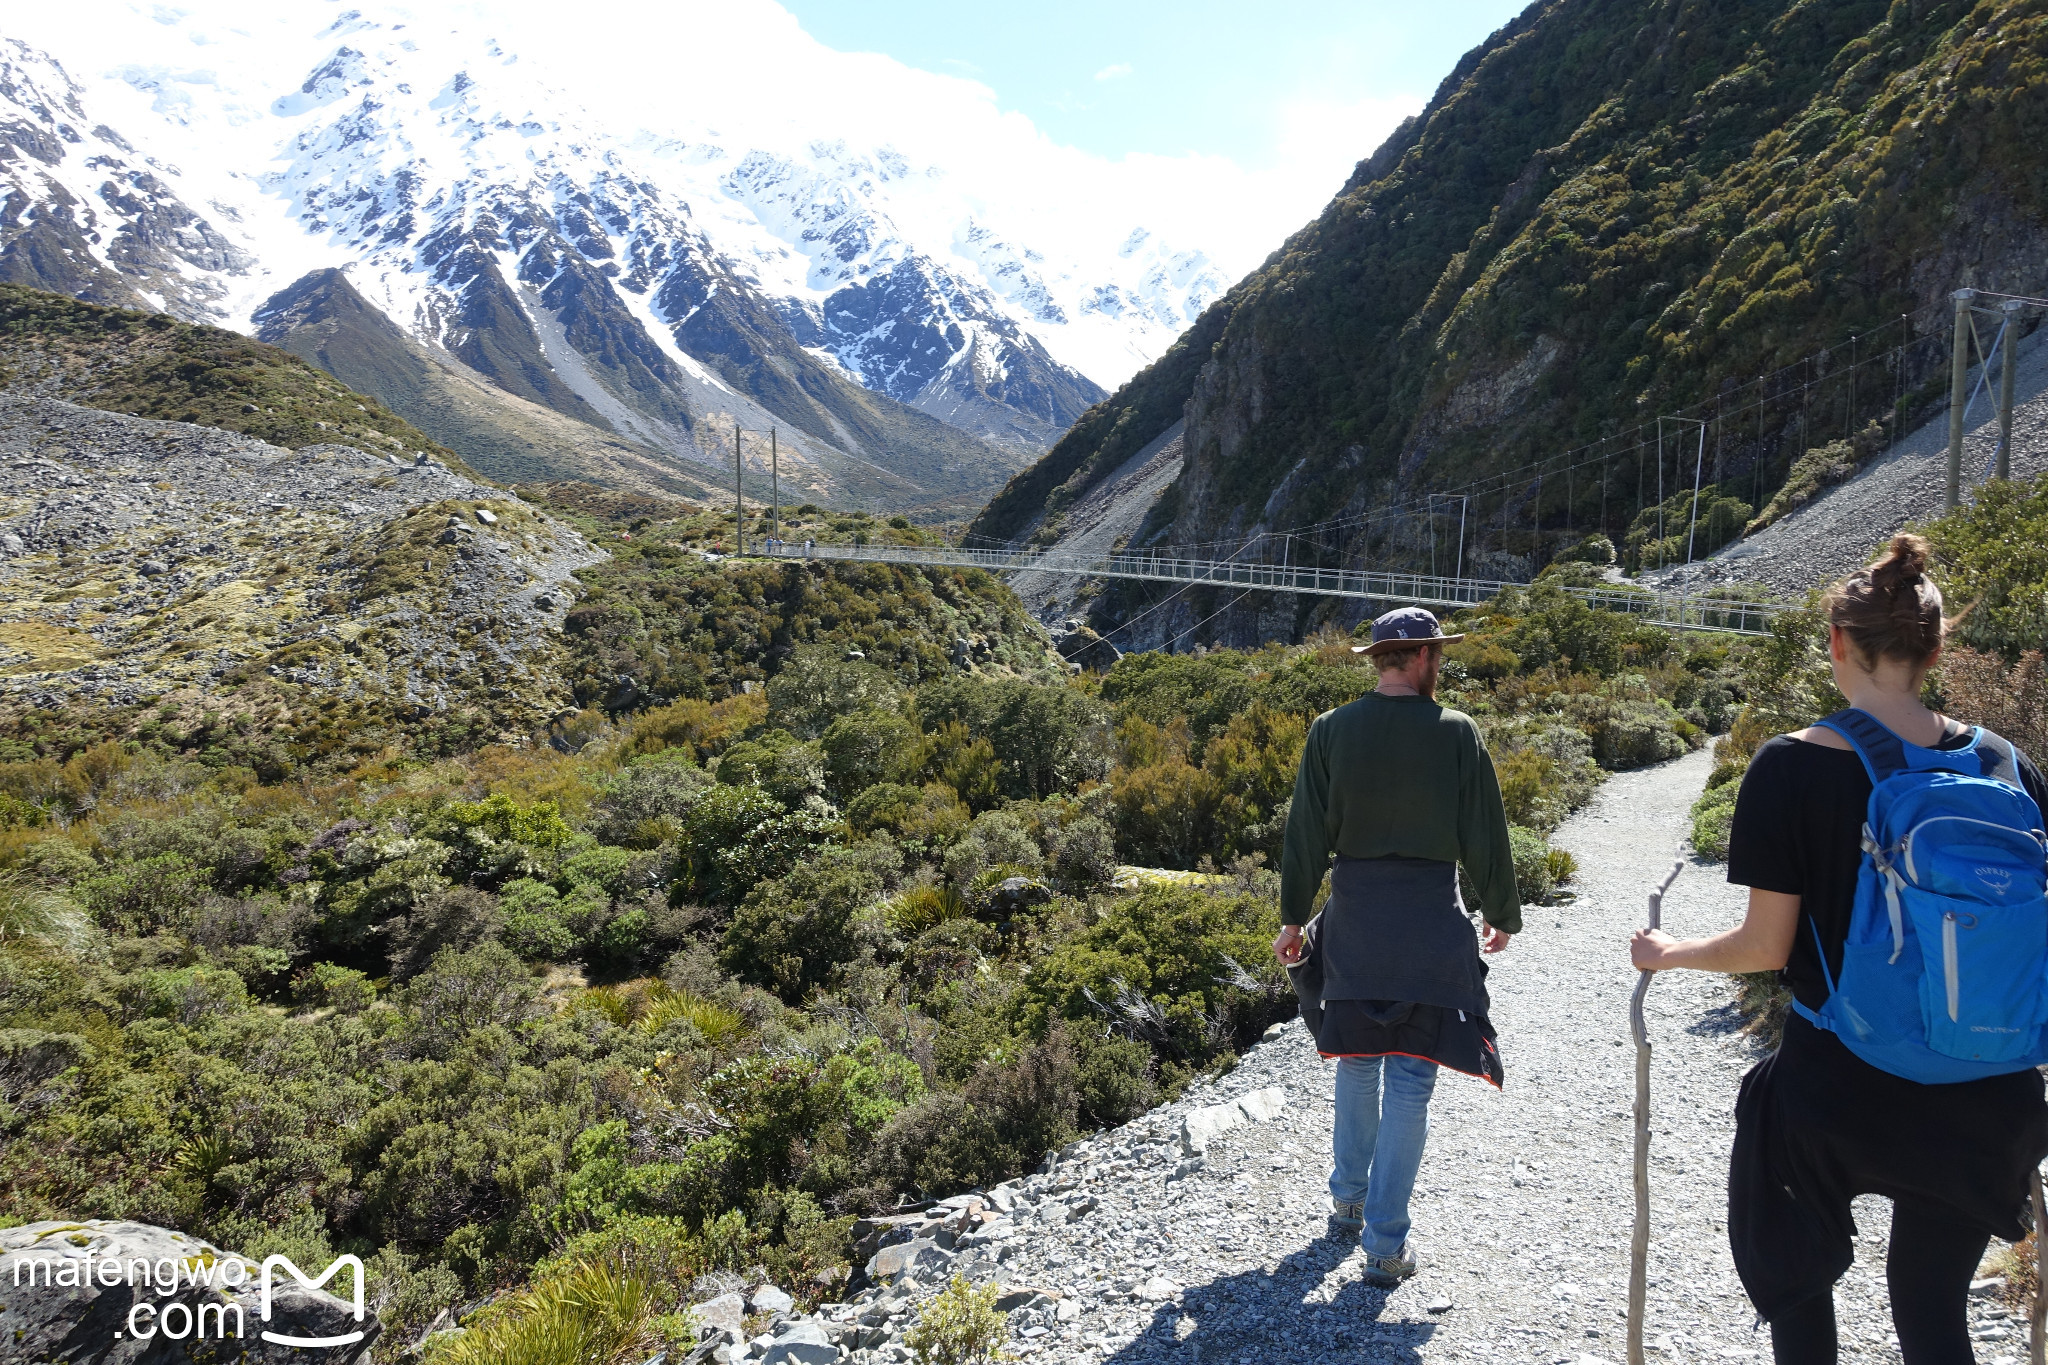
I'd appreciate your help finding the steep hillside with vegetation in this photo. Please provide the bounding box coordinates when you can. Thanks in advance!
[975,0,2048,631]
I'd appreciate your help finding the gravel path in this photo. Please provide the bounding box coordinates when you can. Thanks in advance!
[797,749,2032,1365]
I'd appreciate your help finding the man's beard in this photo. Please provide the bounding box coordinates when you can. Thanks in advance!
[1417,656,1440,699]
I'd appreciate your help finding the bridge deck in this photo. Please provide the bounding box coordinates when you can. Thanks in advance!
[759,542,1783,635]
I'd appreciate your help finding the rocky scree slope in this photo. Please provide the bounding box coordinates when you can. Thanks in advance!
[1643,320,2048,599]
[0,393,603,746]
[975,0,2048,646]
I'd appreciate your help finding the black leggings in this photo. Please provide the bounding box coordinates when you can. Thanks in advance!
[1768,1201,1991,1365]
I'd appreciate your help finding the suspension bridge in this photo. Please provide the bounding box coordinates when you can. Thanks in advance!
[760,540,1786,635]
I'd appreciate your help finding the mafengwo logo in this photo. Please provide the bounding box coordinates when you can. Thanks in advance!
[258,1254,368,1347]
[12,1250,364,1346]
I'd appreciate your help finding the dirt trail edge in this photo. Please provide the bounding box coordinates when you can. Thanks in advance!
[945,747,1955,1365]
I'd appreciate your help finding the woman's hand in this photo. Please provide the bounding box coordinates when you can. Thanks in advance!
[1627,889,1799,975]
[1272,924,1305,965]
[1630,927,1677,971]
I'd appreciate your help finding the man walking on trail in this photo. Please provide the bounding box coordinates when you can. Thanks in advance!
[1273,606,1521,1287]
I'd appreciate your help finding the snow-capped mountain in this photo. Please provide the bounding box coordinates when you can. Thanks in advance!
[0,4,1232,506]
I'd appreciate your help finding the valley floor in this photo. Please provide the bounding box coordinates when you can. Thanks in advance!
[952,749,2020,1365]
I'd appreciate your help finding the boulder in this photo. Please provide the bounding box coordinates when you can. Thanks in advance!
[474,509,498,525]
[1137,1276,1181,1303]
[1234,1086,1288,1123]
[989,877,1050,917]
[867,1237,939,1283]
[1178,1102,1245,1156]
[695,1291,746,1337]
[759,1320,838,1365]
[0,1219,379,1363]
[748,1284,794,1316]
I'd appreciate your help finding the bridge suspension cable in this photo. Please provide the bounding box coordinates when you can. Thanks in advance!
[765,541,1784,636]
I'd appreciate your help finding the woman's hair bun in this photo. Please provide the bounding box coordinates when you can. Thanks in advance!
[1826,531,1943,666]
[1868,533,1931,595]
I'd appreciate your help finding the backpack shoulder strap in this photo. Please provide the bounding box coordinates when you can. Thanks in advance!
[1815,709,1907,785]
[1971,727,2027,789]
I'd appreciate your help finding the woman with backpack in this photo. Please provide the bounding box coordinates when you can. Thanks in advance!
[1630,534,2048,1365]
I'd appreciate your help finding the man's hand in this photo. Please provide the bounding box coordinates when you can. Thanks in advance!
[1481,925,1514,954]
[1272,924,1305,966]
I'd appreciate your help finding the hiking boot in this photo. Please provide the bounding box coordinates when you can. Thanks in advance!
[1327,1200,1364,1233]
[1361,1242,1418,1287]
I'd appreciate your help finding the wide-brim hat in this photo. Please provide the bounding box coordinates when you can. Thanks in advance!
[1349,606,1465,656]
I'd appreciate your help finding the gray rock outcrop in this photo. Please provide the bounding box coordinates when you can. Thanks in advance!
[0,1220,379,1363]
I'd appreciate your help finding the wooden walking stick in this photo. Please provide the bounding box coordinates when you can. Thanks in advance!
[2032,1168,2047,1365]
[1627,860,1686,1365]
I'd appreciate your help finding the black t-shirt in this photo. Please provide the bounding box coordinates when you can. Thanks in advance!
[1727,725,2048,1011]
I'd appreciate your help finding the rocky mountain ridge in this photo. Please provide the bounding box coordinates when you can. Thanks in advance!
[0,11,1229,508]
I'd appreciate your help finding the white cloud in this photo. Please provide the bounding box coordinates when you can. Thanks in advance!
[6,0,1422,296]
[1094,62,1133,82]
[1265,92,1424,220]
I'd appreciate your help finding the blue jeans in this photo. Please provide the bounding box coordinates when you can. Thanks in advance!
[1330,1053,1438,1257]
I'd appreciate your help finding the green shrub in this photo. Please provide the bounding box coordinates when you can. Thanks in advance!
[1623,483,1755,573]
[1924,474,2048,661]
[1565,692,1690,769]
[426,1255,684,1365]
[1507,825,1556,905]
[767,647,908,739]
[1074,1033,1158,1129]
[718,843,898,1002]
[917,676,1114,800]
[821,709,919,800]
[1688,760,1745,861]
[713,731,827,810]
[1050,816,1117,887]
[845,782,925,835]
[292,961,375,1014]
[1552,533,1616,566]
[589,752,711,849]
[498,878,597,960]
[1021,885,1286,1064]
[905,1277,1009,1365]
[1544,845,1578,889]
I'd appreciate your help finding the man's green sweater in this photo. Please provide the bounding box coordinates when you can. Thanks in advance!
[1279,692,1521,934]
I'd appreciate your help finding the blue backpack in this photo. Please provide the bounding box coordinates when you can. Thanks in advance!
[1793,708,2048,1083]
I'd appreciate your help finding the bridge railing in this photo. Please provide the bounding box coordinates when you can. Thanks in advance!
[757,540,1787,635]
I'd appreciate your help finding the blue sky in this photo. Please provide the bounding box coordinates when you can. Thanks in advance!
[778,1,1533,169]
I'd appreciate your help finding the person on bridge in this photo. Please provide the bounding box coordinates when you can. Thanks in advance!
[1274,605,1519,1288]
[1630,535,2048,1365]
